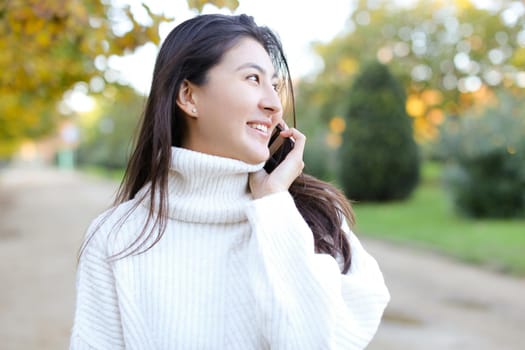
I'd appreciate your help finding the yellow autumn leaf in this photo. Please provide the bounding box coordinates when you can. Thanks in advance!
[338,57,358,75]
[329,116,346,134]
[406,94,426,118]
[421,89,443,106]
[427,108,445,125]
[35,31,52,47]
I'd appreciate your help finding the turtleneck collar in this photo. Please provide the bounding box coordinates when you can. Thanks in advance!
[140,147,264,224]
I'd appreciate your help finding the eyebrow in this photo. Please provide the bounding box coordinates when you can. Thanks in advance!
[236,62,278,79]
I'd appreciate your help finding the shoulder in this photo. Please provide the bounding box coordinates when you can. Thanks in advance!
[83,198,149,257]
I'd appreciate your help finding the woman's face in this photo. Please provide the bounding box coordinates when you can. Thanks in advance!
[182,37,283,164]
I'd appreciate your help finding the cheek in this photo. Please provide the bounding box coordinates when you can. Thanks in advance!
[197,83,259,133]
[200,88,242,117]
[198,106,239,144]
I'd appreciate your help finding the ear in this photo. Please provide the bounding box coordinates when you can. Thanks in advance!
[176,80,198,118]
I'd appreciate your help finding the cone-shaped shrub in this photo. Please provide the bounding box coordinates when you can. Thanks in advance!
[339,61,420,201]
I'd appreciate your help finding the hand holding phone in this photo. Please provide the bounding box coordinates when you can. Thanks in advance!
[250,126,305,198]
[264,124,295,173]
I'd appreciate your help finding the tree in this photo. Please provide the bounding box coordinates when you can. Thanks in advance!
[0,0,238,158]
[339,61,420,201]
[298,0,525,143]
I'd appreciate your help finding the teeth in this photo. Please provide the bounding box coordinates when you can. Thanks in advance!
[248,123,268,133]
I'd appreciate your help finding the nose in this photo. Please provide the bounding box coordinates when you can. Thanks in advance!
[259,87,283,121]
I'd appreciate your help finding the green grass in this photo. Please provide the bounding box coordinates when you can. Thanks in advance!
[352,162,525,276]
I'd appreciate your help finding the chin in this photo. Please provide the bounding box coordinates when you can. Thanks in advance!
[243,148,269,165]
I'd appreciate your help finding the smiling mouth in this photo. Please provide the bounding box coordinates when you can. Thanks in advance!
[247,123,268,134]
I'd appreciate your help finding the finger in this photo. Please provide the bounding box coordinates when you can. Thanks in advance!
[279,127,304,139]
[273,128,306,175]
[279,121,289,130]
[270,152,304,181]
[280,128,306,154]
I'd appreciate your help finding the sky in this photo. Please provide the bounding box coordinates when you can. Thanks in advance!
[108,0,358,94]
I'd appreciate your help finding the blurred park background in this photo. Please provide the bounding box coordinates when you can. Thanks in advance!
[1,0,524,349]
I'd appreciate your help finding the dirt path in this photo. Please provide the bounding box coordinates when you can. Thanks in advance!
[0,166,524,350]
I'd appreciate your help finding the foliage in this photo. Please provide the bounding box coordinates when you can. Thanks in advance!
[297,80,354,182]
[187,0,239,12]
[0,0,237,159]
[295,83,336,180]
[297,0,525,144]
[353,161,525,276]
[438,91,525,218]
[0,0,168,158]
[76,86,145,170]
[339,61,420,201]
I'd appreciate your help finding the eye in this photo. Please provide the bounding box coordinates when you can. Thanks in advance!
[247,74,260,84]
[272,82,280,92]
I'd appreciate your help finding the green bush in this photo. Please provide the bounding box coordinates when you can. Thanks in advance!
[339,61,420,201]
[439,92,525,218]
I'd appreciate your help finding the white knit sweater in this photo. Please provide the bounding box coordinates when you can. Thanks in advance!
[70,147,390,350]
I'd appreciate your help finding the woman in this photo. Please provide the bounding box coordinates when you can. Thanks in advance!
[70,14,389,349]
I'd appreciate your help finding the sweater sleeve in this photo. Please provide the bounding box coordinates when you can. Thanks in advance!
[70,218,125,350]
[245,191,390,350]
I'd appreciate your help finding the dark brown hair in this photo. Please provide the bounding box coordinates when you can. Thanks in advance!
[85,14,354,273]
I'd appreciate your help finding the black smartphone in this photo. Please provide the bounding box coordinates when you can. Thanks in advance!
[263,124,295,173]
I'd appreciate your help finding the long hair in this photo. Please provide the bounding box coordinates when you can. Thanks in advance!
[83,14,354,273]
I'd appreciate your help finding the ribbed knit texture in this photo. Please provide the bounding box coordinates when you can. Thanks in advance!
[70,147,390,350]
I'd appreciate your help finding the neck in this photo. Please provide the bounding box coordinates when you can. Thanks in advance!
[143,147,264,224]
